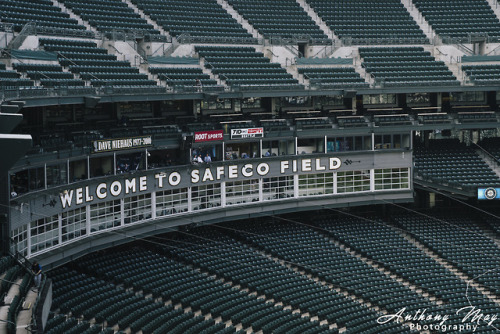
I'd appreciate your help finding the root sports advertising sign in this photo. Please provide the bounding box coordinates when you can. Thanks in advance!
[194,130,224,142]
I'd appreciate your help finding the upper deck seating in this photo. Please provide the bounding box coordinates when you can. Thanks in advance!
[60,0,159,35]
[149,67,218,87]
[226,0,328,41]
[131,0,256,43]
[359,47,459,87]
[306,0,428,44]
[0,0,88,33]
[196,46,302,89]
[40,38,158,87]
[412,0,500,40]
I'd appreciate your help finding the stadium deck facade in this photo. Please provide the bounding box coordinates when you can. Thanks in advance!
[0,0,499,332]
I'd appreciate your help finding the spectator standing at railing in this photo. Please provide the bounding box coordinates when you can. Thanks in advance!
[32,261,42,290]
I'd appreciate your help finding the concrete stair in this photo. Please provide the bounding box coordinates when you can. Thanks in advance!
[217,0,263,41]
[122,0,171,39]
[401,0,441,44]
[353,48,375,87]
[51,0,97,34]
[295,0,340,44]
[486,0,500,21]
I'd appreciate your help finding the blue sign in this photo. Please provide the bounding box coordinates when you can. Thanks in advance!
[477,187,500,200]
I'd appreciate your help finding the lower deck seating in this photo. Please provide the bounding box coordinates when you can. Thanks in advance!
[394,213,500,296]
[479,137,500,162]
[75,248,327,334]
[44,209,500,333]
[313,214,499,328]
[47,266,237,334]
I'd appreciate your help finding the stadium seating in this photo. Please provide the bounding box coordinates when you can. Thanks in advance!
[298,67,369,88]
[39,38,158,87]
[13,62,85,87]
[76,248,331,333]
[130,0,255,42]
[359,47,459,87]
[314,214,499,329]
[462,64,500,85]
[412,0,500,40]
[480,137,500,162]
[305,0,428,44]
[457,111,497,123]
[150,67,218,88]
[373,115,412,126]
[47,266,237,333]
[0,0,88,33]
[394,213,500,296]
[196,46,302,89]
[295,117,332,130]
[0,63,35,88]
[59,0,159,36]
[417,113,450,124]
[163,228,413,333]
[225,0,328,41]
[230,220,441,322]
[413,139,500,189]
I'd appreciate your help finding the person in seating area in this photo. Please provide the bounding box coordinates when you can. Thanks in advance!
[32,261,42,289]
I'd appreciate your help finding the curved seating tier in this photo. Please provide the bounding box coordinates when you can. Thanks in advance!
[47,266,236,334]
[393,213,500,296]
[312,215,499,328]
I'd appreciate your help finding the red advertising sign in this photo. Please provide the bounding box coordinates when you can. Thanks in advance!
[194,130,224,142]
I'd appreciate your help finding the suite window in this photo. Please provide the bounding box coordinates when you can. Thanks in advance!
[30,215,59,253]
[337,170,370,193]
[192,184,221,210]
[62,207,87,242]
[226,179,259,205]
[90,200,121,231]
[156,188,188,216]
